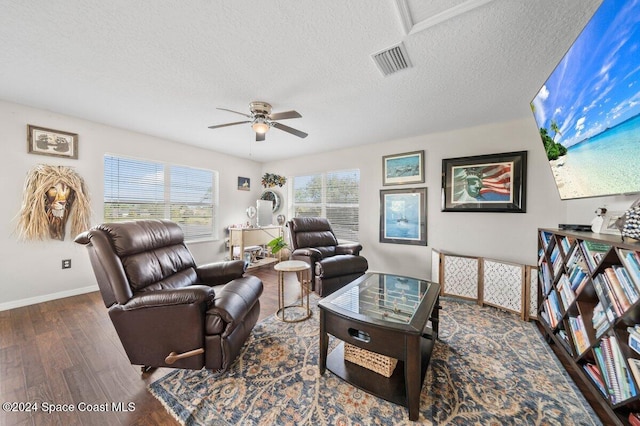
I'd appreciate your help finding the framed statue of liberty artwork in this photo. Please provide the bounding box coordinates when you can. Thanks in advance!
[441,151,527,213]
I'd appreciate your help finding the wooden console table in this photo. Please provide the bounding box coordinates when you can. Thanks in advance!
[228,226,282,268]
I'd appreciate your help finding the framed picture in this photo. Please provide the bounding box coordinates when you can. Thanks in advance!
[599,210,624,235]
[441,151,527,213]
[380,187,427,245]
[382,150,424,185]
[27,125,78,159]
[238,176,250,191]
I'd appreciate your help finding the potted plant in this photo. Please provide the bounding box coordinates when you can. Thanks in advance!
[267,236,288,260]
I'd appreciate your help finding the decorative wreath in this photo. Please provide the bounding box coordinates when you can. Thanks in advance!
[261,172,286,188]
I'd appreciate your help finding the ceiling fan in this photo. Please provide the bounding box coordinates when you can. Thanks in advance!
[208,101,308,141]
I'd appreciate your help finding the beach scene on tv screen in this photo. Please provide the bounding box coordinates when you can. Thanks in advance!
[531,0,640,200]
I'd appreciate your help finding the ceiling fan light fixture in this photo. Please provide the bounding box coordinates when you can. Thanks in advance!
[209,101,306,138]
[252,117,270,134]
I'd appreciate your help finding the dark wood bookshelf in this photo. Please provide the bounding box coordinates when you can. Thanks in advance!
[537,228,640,426]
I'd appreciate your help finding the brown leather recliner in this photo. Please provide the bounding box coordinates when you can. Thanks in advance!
[288,217,368,297]
[74,219,263,372]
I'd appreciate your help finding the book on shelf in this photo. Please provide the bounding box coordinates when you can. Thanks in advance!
[583,362,607,397]
[592,274,618,322]
[598,335,637,404]
[630,329,640,356]
[540,261,553,295]
[540,309,551,327]
[594,346,615,401]
[550,246,563,276]
[568,266,588,292]
[574,275,590,295]
[601,337,623,403]
[580,240,611,272]
[568,250,590,294]
[557,275,576,310]
[540,231,553,249]
[603,268,632,313]
[613,265,639,304]
[545,290,562,329]
[628,358,640,390]
[566,245,584,268]
[592,303,609,338]
[619,248,640,289]
[559,236,573,255]
[568,315,589,355]
[610,335,637,400]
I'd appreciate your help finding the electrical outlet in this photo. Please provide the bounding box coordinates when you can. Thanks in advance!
[62,259,71,269]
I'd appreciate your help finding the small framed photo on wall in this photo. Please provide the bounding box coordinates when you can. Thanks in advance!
[382,150,424,186]
[27,125,78,159]
[238,176,250,191]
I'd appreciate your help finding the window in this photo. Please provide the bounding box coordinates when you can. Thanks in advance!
[292,169,360,241]
[104,155,218,241]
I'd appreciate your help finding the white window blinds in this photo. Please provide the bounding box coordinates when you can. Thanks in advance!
[292,169,360,241]
[104,155,218,241]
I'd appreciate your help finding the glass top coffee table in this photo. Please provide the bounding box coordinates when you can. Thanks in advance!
[318,272,440,421]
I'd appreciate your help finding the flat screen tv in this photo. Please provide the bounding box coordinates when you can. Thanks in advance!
[531,0,640,200]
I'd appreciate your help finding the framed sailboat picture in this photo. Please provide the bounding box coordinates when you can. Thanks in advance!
[379,187,427,245]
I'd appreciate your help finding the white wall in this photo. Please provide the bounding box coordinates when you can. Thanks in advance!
[1,100,263,309]
[264,117,638,280]
[3,100,637,310]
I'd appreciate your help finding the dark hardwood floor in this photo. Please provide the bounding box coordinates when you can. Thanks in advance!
[1,268,612,425]
[0,265,297,426]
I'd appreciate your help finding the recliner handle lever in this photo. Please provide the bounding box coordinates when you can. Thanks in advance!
[165,348,205,364]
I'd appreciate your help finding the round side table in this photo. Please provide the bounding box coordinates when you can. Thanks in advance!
[274,260,312,322]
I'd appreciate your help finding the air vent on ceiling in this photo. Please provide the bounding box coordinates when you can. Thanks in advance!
[371,42,412,76]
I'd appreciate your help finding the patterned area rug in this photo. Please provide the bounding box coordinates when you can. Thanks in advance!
[149,297,601,425]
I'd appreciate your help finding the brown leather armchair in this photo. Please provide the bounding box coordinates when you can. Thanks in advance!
[74,219,263,372]
[288,217,368,296]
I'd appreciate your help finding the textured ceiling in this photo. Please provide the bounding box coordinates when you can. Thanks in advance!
[0,0,602,162]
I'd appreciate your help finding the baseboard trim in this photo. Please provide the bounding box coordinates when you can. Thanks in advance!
[0,285,99,312]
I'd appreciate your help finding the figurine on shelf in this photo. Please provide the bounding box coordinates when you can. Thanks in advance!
[591,207,607,233]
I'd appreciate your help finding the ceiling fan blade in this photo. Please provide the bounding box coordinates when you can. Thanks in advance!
[216,107,252,118]
[272,122,308,138]
[256,132,266,142]
[268,110,302,120]
[208,120,251,129]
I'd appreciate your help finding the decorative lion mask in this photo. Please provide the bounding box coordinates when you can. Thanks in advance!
[17,164,91,241]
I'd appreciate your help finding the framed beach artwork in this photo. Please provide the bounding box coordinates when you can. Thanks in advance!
[27,125,78,159]
[382,150,424,185]
[379,187,427,245]
[441,151,527,213]
[530,0,640,200]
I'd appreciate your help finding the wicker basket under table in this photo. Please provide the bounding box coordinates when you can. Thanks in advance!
[343,343,398,377]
